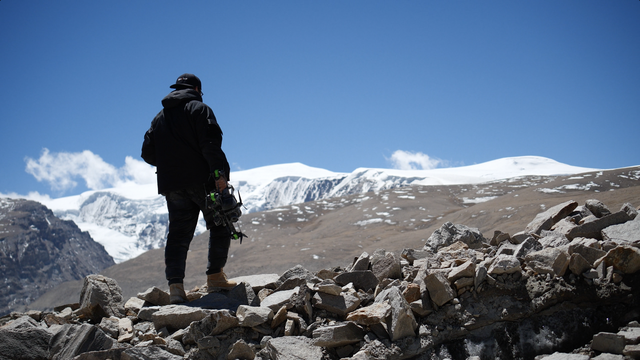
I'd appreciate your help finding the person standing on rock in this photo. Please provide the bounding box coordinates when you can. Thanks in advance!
[141,73,237,303]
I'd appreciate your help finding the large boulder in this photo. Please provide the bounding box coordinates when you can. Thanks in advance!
[78,275,125,321]
[424,271,456,307]
[49,324,115,360]
[374,286,417,340]
[525,248,570,277]
[312,322,365,347]
[595,245,640,274]
[525,201,578,235]
[424,222,486,252]
[567,205,636,240]
[0,324,52,360]
[602,215,640,244]
[151,305,210,331]
[264,336,324,359]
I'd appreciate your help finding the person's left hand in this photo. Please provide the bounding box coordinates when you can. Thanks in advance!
[216,175,227,191]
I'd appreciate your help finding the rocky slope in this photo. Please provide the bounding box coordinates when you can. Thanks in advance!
[0,198,115,316]
[27,165,640,308]
[1,197,639,359]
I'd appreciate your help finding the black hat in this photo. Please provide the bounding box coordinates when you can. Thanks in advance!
[170,73,202,90]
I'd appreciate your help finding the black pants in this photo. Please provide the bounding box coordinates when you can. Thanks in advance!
[164,186,231,285]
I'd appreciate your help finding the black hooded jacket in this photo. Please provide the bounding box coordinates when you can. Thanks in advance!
[141,88,230,194]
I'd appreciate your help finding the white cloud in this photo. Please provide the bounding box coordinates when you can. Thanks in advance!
[24,148,155,193]
[387,150,442,170]
[0,191,52,203]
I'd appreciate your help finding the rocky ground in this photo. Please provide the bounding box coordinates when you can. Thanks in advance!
[1,198,639,359]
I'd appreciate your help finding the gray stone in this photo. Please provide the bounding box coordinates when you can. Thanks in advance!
[2,315,39,330]
[475,265,488,288]
[315,279,342,296]
[227,339,255,360]
[621,202,639,219]
[447,260,476,282]
[313,322,365,347]
[260,287,299,311]
[78,275,125,320]
[73,346,184,360]
[184,309,239,345]
[551,218,578,237]
[496,242,517,256]
[513,237,543,258]
[623,344,640,358]
[410,300,432,317]
[137,286,170,306]
[490,231,511,246]
[586,199,612,218]
[137,306,160,321]
[349,251,371,271]
[334,270,379,292]
[540,353,589,360]
[0,326,52,360]
[374,286,417,340]
[229,273,279,292]
[271,305,288,328]
[591,354,625,360]
[424,222,486,251]
[525,200,578,235]
[595,245,640,274]
[274,277,306,292]
[424,271,456,307]
[265,336,324,360]
[124,296,145,315]
[538,231,570,248]
[602,215,640,243]
[567,210,635,240]
[371,251,402,280]
[510,231,531,245]
[312,290,361,316]
[152,305,210,331]
[618,326,640,344]
[591,332,626,354]
[118,317,133,343]
[346,302,391,326]
[127,346,183,360]
[49,324,115,360]
[401,248,432,265]
[569,240,607,265]
[277,265,313,285]
[488,254,522,275]
[236,305,273,327]
[569,253,592,275]
[97,317,119,339]
[525,248,570,277]
[228,281,259,306]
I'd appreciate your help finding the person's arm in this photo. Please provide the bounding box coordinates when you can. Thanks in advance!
[141,112,161,166]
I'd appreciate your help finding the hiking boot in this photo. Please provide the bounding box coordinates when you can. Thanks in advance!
[169,283,188,304]
[207,270,237,292]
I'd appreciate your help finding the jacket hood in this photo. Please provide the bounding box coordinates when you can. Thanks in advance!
[161,88,202,109]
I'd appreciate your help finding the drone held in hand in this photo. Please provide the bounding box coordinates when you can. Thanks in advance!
[206,170,247,243]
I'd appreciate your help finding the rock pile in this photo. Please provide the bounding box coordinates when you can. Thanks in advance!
[0,199,639,360]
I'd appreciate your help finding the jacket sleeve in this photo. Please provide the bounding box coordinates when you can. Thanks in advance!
[141,112,160,166]
[191,103,231,179]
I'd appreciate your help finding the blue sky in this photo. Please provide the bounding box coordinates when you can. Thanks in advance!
[1,1,639,198]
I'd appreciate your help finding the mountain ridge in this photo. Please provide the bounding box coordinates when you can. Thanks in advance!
[37,156,599,263]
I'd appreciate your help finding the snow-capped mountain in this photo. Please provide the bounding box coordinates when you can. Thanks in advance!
[41,156,597,263]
